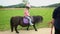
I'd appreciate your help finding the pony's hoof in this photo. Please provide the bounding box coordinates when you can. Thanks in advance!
[35,30,37,31]
[16,32,19,34]
[27,28,29,31]
[16,33,19,34]
[11,31,13,32]
[27,29,29,31]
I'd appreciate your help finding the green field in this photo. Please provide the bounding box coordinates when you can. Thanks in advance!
[0,8,55,31]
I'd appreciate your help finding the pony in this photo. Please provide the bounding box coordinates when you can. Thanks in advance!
[10,16,43,33]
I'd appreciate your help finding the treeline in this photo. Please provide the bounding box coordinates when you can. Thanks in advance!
[0,3,60,8]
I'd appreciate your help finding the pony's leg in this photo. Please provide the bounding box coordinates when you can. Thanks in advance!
[27,25,30,30]
[11,25,13,32]
[15,25,19,33]
[33,25,37,31]
[10,20,14,32]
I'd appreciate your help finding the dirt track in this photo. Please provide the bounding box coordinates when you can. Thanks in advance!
[0,28,54,34]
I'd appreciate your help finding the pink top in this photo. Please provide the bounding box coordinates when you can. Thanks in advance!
[24,8,30,16]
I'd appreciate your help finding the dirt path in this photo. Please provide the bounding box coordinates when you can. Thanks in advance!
[0,28,54,34]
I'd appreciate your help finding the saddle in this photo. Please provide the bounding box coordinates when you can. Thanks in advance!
[23,16,34,24]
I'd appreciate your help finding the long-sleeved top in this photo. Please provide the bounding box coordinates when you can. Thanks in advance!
[52,6,60,19]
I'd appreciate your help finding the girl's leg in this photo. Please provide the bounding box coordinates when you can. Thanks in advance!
[26,16,33,25]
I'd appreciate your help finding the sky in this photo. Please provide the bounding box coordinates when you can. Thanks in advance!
[0,0,60,6]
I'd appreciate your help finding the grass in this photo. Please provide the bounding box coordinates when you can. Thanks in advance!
[0,8,55,31]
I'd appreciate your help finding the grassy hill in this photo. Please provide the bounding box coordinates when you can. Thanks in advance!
[46,3,60,7]
[4,3,25,8]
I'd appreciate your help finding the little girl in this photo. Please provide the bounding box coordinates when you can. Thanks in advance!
[24,3,33,25]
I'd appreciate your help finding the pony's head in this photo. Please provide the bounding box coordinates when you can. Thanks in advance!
[33,16,43,24]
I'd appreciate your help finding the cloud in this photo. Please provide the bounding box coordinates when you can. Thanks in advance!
[29,0,60,6]
[0,0,22,6]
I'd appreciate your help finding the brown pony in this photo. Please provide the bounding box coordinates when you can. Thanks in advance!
[10,16,43,33]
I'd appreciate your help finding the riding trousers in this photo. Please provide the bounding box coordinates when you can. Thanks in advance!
[25,16,33,25]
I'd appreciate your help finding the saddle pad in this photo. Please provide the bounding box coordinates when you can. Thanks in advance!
[23,18,29,24]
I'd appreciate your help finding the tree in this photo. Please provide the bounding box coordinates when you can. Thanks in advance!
[0,5,3,8]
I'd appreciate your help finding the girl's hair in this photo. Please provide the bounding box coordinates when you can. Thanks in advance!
[25,6,30,9]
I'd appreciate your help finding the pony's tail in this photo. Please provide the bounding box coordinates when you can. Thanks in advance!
[41,16,43,22]
[10,17,13,32]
